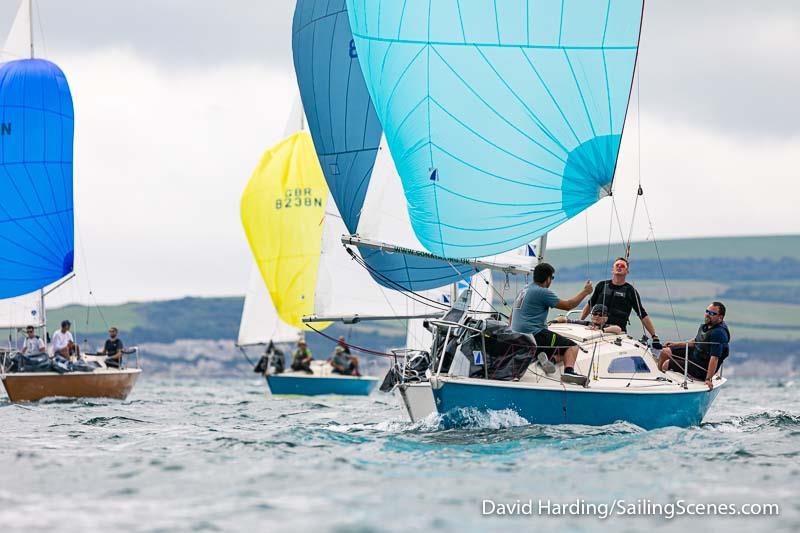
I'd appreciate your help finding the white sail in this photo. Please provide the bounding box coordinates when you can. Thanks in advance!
[0,289,44,329]
[237,265,298,347]
[1,0,31,62]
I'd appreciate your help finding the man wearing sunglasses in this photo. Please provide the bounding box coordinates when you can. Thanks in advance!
[20,326,46,355]
[657,302,731,389]
[578,257,660,347]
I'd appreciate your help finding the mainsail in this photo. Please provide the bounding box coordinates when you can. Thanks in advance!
[346,0,644,258]
[237,265,299,347]
[0,57,75,299]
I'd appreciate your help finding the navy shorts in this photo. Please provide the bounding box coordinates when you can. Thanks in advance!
[533,329,577,360]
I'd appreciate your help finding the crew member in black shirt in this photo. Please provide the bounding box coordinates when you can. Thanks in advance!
[101,326,124,368]
[579,257,660,346]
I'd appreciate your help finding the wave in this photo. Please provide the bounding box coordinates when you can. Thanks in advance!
[705,410,800,432]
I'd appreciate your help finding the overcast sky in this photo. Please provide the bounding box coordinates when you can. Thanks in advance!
[1,1,798,305]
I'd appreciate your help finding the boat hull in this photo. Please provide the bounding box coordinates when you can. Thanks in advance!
[266,374,379,396]
[1,369,142,402]
[397,382,436,422]
[431,378,723,430]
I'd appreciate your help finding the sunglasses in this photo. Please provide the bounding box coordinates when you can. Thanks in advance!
[705,309,719,316]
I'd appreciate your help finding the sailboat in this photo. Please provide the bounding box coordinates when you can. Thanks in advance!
[291,0,540,419]
[341,0,726,429]
[0,0,141,402]
[239,114,390,396]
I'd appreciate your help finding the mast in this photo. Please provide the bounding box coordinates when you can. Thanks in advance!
[538,234,548,264]
[28,0,33,59]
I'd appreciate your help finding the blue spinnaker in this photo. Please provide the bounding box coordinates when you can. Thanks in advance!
[0,59,74,298]
[292,0,382,234]
[346,0,644,258]
[293,0,475,291]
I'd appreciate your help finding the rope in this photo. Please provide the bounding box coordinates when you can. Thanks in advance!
[641,195,681,338]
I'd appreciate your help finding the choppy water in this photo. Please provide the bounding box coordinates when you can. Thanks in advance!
[1,377,798,532]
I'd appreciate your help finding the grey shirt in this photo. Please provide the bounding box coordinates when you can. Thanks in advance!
[510,284,560,335]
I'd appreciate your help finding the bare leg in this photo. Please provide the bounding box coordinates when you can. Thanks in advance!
[562,346,578,370]
[658,348,673,372]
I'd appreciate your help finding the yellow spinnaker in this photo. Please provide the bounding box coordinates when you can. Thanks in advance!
[241,131,331,331]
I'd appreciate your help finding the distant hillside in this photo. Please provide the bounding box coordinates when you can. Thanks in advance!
[40,234,800,376]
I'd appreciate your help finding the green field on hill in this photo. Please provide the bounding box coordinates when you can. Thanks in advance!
[44,235,799,348]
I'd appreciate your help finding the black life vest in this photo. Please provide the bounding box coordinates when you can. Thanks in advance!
[598,282,637,330]
[693,321,731,364]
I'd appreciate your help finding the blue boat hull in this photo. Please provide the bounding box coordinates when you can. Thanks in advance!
[266,374,379,396]
[432,380,723,430]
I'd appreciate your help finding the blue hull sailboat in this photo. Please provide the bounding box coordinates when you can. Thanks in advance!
[344,0,727,428]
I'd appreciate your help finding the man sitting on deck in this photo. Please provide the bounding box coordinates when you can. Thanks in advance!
[291,340,313,374]
[99,326,124,368]
[657,301,731,390]
[21,326,46,355]
[553,304,623,335]
[51,320,79,359]
[330,345,361,376]
[510,263,593,383]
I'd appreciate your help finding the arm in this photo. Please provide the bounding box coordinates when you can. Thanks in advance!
[705,356,719,389]
[554,281,593,311]
[603,325,623,334]
[579,284,601,319]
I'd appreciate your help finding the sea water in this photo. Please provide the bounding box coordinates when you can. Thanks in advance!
[0,377,797,532]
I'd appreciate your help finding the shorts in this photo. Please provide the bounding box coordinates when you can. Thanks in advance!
[666,346,707,380]
[533,329,577,360]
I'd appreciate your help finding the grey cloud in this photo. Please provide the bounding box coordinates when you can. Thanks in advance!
[638,0,799,138]
[2,0,296,69]
[3,0,797,137]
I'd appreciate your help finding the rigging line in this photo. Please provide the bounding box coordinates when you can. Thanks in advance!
[441,259,504,315]
[624,61,644,259]
[306,323,396,357]
[641,194,681,339]
[584,211,591,280]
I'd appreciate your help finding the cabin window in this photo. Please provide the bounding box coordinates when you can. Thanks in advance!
[607,356,650,374]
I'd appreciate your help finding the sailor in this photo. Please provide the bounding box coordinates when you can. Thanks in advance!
[291,340,313,374]
[253,341,284,375]
[330,345,361,376]
[658,302,730,390]
[553,304,622,335]
[337,336,351,355]
[579,257,660,346]
[51,320,79,358]
[99,326,124,368]
[510,262,593,382]
[20,325,46,354]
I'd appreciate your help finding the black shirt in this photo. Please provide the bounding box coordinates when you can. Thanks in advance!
[104,338,123,355]
[588,280,647,331]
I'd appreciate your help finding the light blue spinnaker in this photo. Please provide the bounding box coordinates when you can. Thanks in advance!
[346,0,644,258]
[292,0,474,291]
[0,59,74,298]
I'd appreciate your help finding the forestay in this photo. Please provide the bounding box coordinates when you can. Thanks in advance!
[346,0,644,258]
